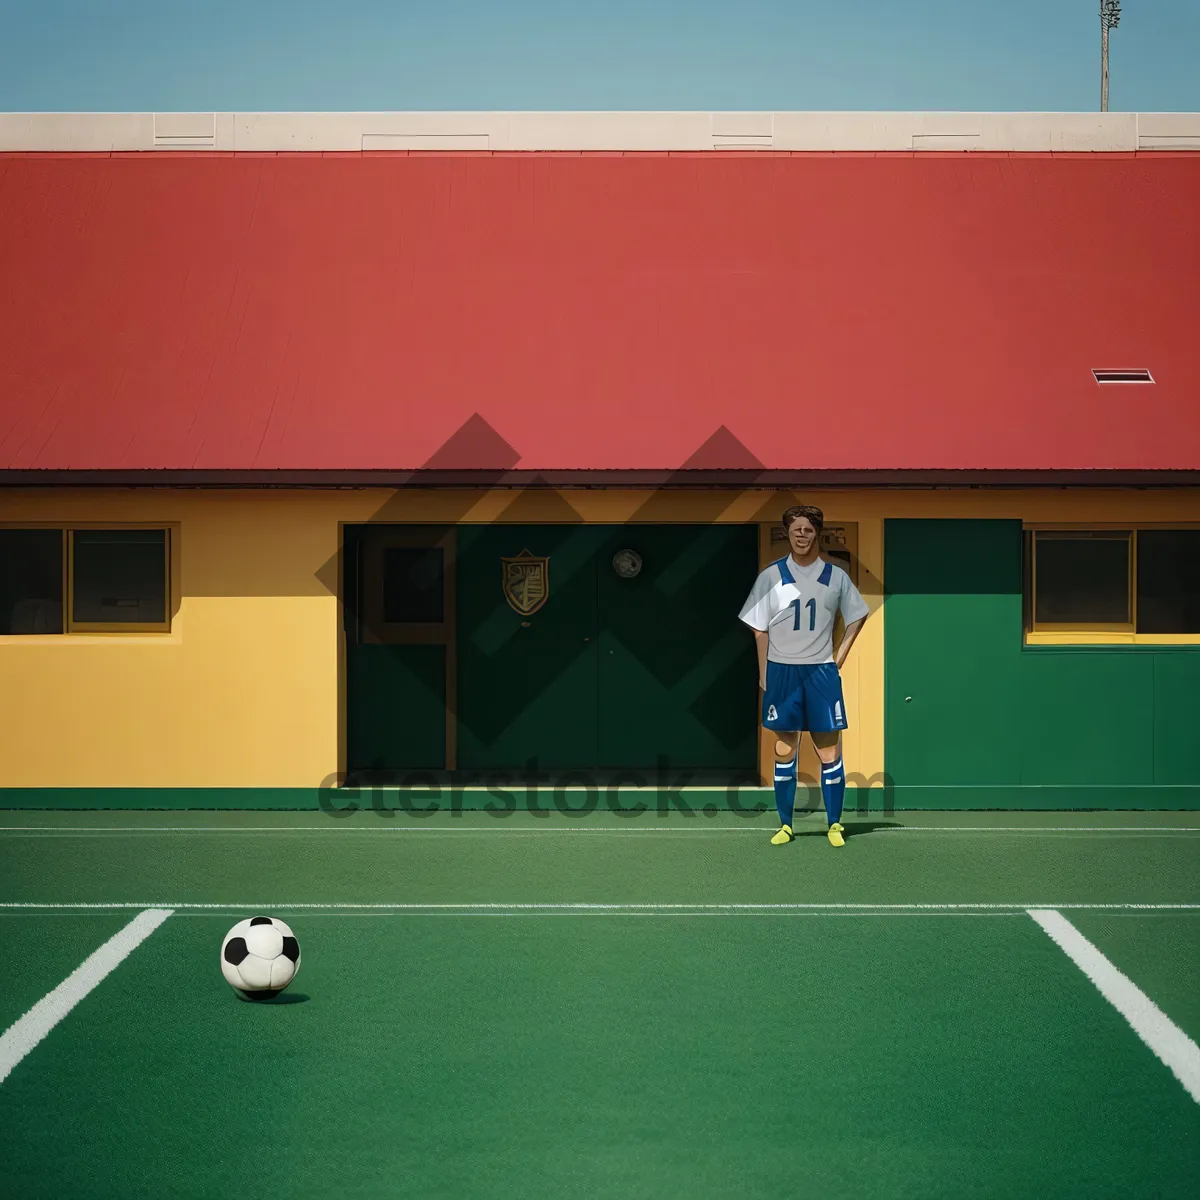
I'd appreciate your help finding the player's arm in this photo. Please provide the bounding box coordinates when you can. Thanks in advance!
[834,616,866,670]
[753,628,769,689]
[834,574,870,669]
[738,572,773,689]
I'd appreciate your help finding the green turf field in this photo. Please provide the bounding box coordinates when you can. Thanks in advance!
[1,808,1198,1199]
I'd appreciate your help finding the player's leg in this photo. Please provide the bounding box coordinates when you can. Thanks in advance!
[771,730,801,843]
[811,731,846,845]
[803,663,849,846]
[762,661,804,843]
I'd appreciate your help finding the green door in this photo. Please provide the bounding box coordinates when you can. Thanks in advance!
[884,519,1025,789]
[456,524,758,773]
[456,524,600,771]
[596,524,758,770]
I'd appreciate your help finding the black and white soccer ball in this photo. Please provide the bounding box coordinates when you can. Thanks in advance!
[221,916,301,1001]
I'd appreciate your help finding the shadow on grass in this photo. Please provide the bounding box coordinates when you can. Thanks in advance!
[791,821,905,838]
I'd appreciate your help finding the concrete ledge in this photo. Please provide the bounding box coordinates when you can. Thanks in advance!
[1,111,1198,153]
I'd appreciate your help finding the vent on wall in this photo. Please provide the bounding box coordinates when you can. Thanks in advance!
[911,131,982,150]
[1092,369,1155,384]
[711,112,773,150]
[153,113,216,149]
[361,132,490,151]
[712,134,773,149]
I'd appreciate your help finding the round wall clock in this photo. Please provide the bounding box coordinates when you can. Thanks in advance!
[612,549,642,578]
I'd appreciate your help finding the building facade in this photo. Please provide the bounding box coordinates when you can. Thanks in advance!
[1,113,1198,809]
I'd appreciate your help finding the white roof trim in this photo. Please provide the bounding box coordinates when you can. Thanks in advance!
[1,111,1198,153]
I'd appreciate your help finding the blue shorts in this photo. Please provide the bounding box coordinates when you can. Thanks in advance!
[762,661,847,733]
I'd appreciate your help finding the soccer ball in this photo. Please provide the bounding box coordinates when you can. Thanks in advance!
[221,916,301,1001]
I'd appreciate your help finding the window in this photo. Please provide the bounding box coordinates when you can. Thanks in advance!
[0,527,170,635]
[1033,530,1131,626]
[382,547,444,623]
[352,525,454,646]
[0,529,64,634]
[1025,527,1200,643]
[1137,531,1200,634]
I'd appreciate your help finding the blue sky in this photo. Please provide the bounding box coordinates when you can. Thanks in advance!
[0,0,1195,112]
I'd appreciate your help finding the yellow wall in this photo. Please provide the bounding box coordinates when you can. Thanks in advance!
[1,487,1196,789]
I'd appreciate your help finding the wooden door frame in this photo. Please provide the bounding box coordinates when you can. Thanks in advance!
[356,524,458,771]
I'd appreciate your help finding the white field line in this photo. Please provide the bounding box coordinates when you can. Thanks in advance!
[0,826,1196,835]
[238,907,1027,916]
[1,902,1197,912]
[1028,909,1200,1105]
[0,908,173,1086]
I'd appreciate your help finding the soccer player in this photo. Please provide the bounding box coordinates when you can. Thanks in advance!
[738,505,870,847]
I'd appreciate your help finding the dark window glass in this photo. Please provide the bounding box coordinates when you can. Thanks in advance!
[72,530,167,624]
[1137,530,1200,634]
[1034,532,1130,624]
[0,529,64,634]
[383,547,444,623]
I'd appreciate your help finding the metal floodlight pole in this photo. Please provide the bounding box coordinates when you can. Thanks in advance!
[1100,1,1122,112]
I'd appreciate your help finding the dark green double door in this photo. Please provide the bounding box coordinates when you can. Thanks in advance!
[456,524,758,772]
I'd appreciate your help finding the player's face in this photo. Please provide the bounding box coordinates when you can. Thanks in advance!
[786,518,818,557]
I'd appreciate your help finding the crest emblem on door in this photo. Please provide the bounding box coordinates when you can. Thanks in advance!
[501,550,549,615]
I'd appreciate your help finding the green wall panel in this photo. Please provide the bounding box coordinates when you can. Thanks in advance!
[3,784,1197,811]
[885,518,1200,807]
[1018,652,1153,786]
[595,524,757,770]
[346,644,446,772]
[1154,654,1200,785]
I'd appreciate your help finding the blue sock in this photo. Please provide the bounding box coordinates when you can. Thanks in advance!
[821,757,845,825]
[774,753,798,827]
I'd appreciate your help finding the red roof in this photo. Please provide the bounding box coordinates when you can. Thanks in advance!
[1,152,1198,475]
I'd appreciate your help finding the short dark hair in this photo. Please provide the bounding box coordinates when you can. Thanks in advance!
[782,504,824,537]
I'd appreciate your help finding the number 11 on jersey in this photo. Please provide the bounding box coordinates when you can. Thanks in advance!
[790,597,816,631]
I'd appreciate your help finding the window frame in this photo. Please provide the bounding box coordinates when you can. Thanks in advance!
[0,523,174,636]
[1024,523,1200,646]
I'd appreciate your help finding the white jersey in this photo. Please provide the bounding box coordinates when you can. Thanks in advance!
[738,555,869,665]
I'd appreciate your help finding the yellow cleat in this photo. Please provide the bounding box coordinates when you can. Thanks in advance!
[770,825,794,845]
[827,822,845,847]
